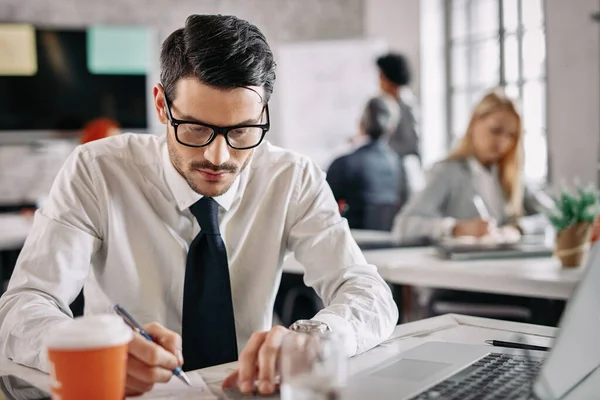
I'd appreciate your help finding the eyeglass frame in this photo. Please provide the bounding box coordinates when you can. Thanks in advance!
[163,94,270,150]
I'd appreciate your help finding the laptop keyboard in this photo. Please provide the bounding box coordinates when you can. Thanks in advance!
[411,353,544,400]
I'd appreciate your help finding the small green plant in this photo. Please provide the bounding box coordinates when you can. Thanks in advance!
[547,186,600,232]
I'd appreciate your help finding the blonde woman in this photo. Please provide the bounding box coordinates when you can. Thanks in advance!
[393,89,551,242]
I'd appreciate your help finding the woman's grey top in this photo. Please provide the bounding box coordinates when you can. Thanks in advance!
[392,158,553,242]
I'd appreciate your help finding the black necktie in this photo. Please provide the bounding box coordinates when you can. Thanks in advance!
[182,197,238,371]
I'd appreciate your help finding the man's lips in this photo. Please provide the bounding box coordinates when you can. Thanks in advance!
[196,169,228,182]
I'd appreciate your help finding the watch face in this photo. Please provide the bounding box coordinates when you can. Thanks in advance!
[290,320,330,334]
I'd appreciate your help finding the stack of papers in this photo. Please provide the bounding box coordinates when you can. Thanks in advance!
[134,371,217,400]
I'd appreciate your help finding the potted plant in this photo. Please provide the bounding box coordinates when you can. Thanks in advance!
[547,186,600,267]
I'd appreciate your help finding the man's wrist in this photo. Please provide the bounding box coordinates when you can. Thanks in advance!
[289,319,331,334]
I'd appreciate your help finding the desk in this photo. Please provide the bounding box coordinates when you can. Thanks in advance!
[0,218,580,300]
[369,247,581,300]
[283,247,582,300]
[350,229,395,244]
[0,223,393,255]
[1,314,597,399]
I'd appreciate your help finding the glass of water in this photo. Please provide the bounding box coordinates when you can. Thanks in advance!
[280,331,347,400]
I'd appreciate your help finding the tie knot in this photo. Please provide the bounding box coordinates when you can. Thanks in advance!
[190,197,220,234]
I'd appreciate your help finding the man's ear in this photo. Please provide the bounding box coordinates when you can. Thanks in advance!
[153,84,168,125]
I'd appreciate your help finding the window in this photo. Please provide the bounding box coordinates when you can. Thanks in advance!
[447,0,547,184]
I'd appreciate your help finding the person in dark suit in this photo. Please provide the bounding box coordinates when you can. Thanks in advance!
[327,95,407,231]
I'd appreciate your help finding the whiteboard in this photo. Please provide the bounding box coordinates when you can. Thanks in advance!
[277,39,387,169]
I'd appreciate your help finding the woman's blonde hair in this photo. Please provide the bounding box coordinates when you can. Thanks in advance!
[447,89,524,216]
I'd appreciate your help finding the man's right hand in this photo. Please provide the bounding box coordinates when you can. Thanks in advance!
[452,218,496,238]
[125,322,184,396]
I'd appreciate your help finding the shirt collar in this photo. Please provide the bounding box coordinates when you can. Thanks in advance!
[468,157,499,179]
[161,140,239,212]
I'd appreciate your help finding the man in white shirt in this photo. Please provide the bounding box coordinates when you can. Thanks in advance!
[0,14,397,396]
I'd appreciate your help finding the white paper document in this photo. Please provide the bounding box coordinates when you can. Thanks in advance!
[133,371,218,400]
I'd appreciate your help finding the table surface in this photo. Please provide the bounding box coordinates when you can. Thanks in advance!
[0,218,393,251]
[283,245,583,300]
[369,247,582,300]
[1,314,596,399]
[1,215,581,300]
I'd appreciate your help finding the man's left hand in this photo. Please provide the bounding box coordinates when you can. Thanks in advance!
[222,325,292,395]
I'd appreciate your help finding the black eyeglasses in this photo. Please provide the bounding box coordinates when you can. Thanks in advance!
[164,95,270,150]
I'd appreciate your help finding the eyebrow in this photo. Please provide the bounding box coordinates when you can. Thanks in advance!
[168,99,264,125]
[177,113,263,126]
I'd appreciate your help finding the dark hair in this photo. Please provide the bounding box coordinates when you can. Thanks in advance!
[361,95,400,140]
[160,14,276,103]
[376,53,411,86]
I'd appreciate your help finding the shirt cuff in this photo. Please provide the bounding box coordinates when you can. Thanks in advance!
[437,217,457,239]
[311,312,357,357]
[39,346,50,373]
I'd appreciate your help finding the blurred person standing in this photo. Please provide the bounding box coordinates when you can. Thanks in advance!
[376,53,419,158]
[327,95,408,231]
[376,53,424,193]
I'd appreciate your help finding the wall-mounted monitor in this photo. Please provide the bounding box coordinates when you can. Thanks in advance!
[0,25,150,132]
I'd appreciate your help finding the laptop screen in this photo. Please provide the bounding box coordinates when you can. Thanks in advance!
[533,243,600,399]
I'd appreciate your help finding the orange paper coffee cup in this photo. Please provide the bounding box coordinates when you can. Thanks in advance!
[46,314,132,400]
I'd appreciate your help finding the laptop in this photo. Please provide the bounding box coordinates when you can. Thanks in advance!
[346,243,600,399]
[435,235,553,261]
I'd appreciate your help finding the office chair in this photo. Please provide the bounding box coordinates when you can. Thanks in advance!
[361,203,401,231]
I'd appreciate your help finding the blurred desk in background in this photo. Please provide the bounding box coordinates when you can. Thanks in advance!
[367,247,580,301]
[282,246,580,300]
[1,218,581,301]
[351,229,430,250]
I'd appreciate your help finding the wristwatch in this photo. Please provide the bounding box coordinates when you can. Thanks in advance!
[289,319,331,334]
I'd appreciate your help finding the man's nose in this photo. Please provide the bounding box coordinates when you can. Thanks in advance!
[204,135,231,166]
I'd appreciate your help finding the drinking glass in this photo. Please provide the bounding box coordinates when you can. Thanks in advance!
[280,331,347,400]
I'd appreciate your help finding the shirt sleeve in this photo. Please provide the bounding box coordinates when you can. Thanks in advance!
[516,186,554,235]
[392,162,455,242]
[402,154,426,194]
[286,158,398,357]
[0,147,102,372]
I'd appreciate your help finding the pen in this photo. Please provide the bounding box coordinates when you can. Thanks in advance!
[114,304,191,386]
[485,340,550,352]
[473,195,491,220]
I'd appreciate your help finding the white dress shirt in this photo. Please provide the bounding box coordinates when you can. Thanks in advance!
[0,133,397,372]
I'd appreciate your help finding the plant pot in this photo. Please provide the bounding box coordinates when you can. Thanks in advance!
[555,222,593,268]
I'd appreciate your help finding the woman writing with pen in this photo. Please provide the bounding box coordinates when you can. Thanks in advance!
[392,89,551,243]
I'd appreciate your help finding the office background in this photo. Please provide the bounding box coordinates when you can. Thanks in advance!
[0,0,598,203]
